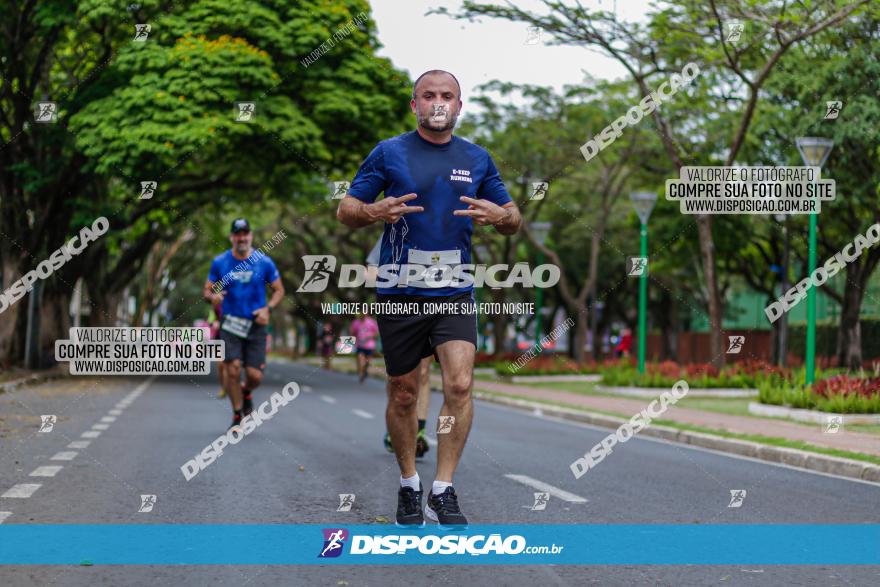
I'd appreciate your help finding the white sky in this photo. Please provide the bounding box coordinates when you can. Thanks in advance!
[370,0,656,104]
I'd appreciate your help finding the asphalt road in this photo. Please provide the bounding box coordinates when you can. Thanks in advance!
[1,359,878,586]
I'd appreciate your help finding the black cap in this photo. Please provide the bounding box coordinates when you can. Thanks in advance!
[230,218,251,233]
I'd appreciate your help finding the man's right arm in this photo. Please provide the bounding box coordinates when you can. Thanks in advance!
[203,279,222,305]
[336,194,424,228]
[336,196,378,228]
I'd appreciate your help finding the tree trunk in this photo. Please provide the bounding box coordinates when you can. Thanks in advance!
[697,215,724,367]
[39,286,72,368]
[837,265,864,370]
[572,310,588,363]
[0,257,25,367]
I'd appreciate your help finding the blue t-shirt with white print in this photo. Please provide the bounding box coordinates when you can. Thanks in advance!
[208,250,280,319]
[348,130,512,296]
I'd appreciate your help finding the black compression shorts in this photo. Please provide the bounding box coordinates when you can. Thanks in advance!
[374,291,477,377]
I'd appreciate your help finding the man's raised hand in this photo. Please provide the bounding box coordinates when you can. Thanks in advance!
[367,193,424,224]
[453,196,508,226]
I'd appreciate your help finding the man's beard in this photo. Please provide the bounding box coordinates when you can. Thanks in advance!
[417,107,458,132]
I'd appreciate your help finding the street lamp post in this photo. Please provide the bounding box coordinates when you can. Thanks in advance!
[795,137,834,385]
[530,222,552,352]
[631,191,658,375]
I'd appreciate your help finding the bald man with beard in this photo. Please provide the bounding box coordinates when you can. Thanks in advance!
[337,70,522,528]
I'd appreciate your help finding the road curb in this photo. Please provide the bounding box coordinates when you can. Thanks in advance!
[473,390,880,484]
[0,367,67,394]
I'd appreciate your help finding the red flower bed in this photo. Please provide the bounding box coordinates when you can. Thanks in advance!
[726,359,786,378]
[813,375,880,399]
[684,363,720,378]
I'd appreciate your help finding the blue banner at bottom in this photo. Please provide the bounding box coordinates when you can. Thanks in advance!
[0,525,877,565]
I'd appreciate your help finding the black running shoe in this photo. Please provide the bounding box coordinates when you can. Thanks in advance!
[242,392,253,416]
[396,483,425,527]
[415,430,429,459]
[425,487,468,527]
[229,411,242,430]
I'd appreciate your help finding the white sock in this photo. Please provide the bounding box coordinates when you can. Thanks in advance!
[432,480,452,495]
[400,473,420,491]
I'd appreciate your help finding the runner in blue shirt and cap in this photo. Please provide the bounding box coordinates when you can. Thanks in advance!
[204,218,284,430]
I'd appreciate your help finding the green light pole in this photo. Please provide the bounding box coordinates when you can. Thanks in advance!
[631,191,658,375]
[530,222,552,352]
[795,137,834,386]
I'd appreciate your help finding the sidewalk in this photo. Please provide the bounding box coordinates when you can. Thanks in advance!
[466,378,880,458]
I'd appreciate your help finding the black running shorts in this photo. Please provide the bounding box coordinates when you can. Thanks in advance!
[375,291,477,377]
[220,323,268,370]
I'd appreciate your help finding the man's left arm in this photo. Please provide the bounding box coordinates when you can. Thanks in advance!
[492,201,522,236]
[267,278,284,309]
[454,197,522,235]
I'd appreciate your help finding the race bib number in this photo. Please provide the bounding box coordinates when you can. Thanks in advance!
[221,315,252,339]
[407,249,461,266]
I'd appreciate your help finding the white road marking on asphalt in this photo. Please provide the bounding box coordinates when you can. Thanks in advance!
[92,423,110,430]
[504,474,588,503]
[51,451,78,461]
[0,511,11,524]
[68,440,90,449]
[352,409,374,419]
[425,435,437,447]
[320,395,337,404]
[109,409,123,416]
[30,466,63,478]
[101,416,116,422]
[2,484,41,498]
[81,431,101,438]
